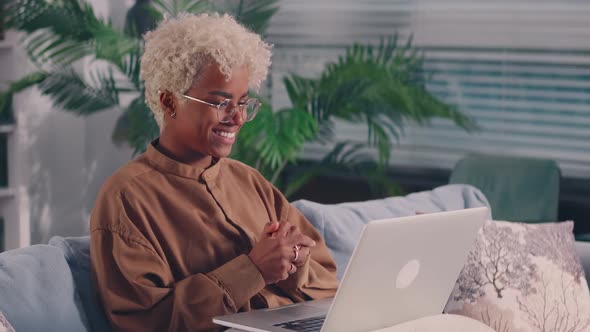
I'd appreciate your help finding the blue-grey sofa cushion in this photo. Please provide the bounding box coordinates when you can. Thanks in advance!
[0,244,88,332]
[49,236,111,332]
[291,184,491,279]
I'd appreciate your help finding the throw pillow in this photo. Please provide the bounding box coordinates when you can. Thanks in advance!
[0,311,15,332]
[0,244,89,331]
[445,220,590,332]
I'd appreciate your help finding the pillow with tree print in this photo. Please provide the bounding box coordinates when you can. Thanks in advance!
[0,311,15,332]
[444,220,590,332]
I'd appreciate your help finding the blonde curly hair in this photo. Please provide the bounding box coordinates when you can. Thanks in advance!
[140,12,273,126]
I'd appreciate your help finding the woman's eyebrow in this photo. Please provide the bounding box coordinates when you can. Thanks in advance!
[208,91,249,99]
[208,90,232,98]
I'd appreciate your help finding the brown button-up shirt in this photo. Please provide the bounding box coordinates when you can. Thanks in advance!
[90,142,339,331]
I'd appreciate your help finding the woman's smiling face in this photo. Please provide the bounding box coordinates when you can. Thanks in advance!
[161,63,250,160]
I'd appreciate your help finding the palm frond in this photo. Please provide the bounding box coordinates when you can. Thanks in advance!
[366,117,392,165]
[120,45,144,90]
[218,0,280,35]
[321,141,372,165]
[232,102,317,182]
[8,0,138,67]
[112,95,159,155]
[255,106,316,169]
[22,29,88,66]
[284,34,476,168]
[93,25,141,70]
[283,75,311,110]
[150,0,210,17]
[0,72,49,122]
[37,68,129,115]
[0,93,13,124]
[316,120,335,144]
[409,84,477,130]
[4,71,49,93]
[6,0,75,34]
[124,1,158,37]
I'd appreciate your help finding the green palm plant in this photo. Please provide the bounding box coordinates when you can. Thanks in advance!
[2,0,475,198]
[234,36,476,196]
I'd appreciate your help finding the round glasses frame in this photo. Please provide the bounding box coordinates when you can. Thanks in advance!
[181,94,260,123]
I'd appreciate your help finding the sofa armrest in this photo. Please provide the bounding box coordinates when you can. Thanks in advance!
[574,241,590,287]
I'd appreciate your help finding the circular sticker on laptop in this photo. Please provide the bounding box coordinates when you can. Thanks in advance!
[396,259,420,289]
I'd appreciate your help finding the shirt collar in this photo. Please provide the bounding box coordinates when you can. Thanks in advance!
[145,139,221,181]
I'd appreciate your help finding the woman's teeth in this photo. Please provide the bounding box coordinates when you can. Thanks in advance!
[214,130,235,138]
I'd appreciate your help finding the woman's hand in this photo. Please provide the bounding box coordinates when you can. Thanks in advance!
[248,221,316,284]
[267,222,312,267]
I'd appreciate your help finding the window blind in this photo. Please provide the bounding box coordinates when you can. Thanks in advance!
[267,0,590,178]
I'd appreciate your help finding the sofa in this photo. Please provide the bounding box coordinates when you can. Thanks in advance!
[0,184,589,332]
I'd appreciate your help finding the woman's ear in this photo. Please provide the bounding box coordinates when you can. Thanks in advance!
[159,90,176,117]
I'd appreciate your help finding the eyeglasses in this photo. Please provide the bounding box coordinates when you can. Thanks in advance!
[181,94,260,123]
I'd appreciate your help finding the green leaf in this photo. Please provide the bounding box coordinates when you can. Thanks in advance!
[93,25,141,70]
[112,95,159,155]
[366,117,392,166]
[36,68,123,115]
[125,1,159,37]
[232,102,318,182]
[23,30,92,66]
[0,93,14,124]
[0,71,50,123]
[219,0,280,35]
[7,71,49,93]
[150,0,210,17]
[120,45,144,90]
[8,0,138,67]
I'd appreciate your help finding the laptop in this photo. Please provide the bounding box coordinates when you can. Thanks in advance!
[213,207,488,332]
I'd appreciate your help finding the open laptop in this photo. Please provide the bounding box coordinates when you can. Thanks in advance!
[213,207,488,332]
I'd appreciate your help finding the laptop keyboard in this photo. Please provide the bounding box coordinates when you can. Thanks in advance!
[273,315,326,332]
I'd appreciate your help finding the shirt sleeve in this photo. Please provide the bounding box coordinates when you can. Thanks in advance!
[91,195,266,332]
[270,187,340,302]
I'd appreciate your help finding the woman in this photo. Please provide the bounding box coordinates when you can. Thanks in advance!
[90,13,339,331]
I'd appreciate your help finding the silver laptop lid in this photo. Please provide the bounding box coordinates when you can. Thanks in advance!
[321,207,488,332]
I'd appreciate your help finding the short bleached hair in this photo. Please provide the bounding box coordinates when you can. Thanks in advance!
[140,12,273,126]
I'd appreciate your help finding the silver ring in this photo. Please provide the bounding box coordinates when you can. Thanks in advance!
[292,246,300,262]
